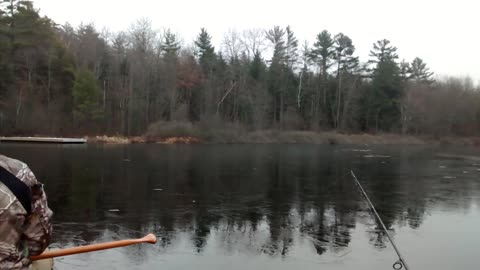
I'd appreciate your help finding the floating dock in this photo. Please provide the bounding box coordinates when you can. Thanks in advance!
[0,137,87,144]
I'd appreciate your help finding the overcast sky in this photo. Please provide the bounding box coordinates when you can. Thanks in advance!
[34,0,479,82]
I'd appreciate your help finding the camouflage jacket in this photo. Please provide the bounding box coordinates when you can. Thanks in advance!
[0,155,53,270]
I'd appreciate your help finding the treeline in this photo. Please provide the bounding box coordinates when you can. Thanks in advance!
[1,1,479,137]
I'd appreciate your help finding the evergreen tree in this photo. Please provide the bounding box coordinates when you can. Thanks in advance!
[310,30,335,123]
[160,29,180,57]
[266,26,287,65]
[72,69,103,126]
[311,30,335,73]
[249,50,266,80]
[409,57,434,84]
[0,7,12,95]
[266,26,287,125]
[194,28,216,72]
[160,29,181,120]
[285,26,298,70]
[0,0,75,131]
[399,60,411,83]
[297,41,314,124]
[333,33,358,128]
[367,39,401,131]
[368,39,398,65]
[334,33,358,73]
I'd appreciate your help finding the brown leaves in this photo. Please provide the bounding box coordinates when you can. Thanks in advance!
[176,54,202,91]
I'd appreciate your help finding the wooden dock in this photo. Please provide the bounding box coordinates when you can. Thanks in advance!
[0,137,87,144]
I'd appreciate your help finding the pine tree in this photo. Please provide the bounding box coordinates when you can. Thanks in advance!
[285,26,298,70]
[73,69,103,126]
[160,29,180,57]
[266,25,287,125]
[399,60,410,83]
[0,0,33,96]
[310,30,335,122]
[333,33,358,128]
[409,57,434,84]
[367,39,401,131]
[160,29,180,120]
[0,0,74,130]
[368,39,398,65]
[297,42,311,113]
[194,28,216,72]
[0,6,12,95]
[249,50,266,80]
[311,30,335,72]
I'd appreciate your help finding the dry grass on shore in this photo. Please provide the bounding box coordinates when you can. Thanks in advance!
[87,135,145,144]
[85,121,480,146]
[87,131,427,145]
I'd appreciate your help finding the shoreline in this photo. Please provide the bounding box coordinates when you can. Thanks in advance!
[84,131,480,146]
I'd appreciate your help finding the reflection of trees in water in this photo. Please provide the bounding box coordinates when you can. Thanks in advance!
[263,151,294,257]
[10,145,480,257]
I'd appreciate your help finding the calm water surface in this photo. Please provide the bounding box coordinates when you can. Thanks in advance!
[1,143,480,270]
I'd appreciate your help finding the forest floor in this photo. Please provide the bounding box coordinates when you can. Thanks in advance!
[86,131,480,146]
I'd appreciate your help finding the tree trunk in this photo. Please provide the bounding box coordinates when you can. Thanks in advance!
[103,80,106,113]
[335,68,342,129]
[47,50,52,110]
[15,87,23,128]
[145,79,150,131]
[9,0,14,28]
[315,73,322,125]
[273,94,277,125]
[400,102,408,135]
[375,107,383,132]
[217,81,236,114]
[127,76,133,136]
[341,77,359,130]
[280,91,284,129]
[103,79,108,133]
[297,71,303,109]
[322,63,327,107]
[168,62,177,121]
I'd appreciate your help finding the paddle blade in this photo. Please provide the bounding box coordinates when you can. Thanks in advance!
[141,233,157,244]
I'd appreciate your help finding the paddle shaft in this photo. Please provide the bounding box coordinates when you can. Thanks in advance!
[30,234,157,261]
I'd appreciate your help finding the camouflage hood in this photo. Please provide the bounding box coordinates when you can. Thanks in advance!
[0,155,53,270]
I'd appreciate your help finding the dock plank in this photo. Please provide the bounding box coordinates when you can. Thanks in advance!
[0,137,87,144]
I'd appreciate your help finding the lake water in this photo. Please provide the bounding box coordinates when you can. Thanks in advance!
[1,143,480,270]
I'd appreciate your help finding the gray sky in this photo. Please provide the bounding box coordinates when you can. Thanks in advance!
[35,0,479,81]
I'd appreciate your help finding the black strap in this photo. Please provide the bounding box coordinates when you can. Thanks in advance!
[0,166,32,214]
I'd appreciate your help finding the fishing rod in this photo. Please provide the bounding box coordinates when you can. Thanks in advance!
[350,170,410,270]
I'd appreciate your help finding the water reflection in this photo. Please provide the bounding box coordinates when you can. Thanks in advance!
[1,144,480,269]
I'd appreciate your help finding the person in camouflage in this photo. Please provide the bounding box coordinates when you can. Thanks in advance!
[0,155,53,270]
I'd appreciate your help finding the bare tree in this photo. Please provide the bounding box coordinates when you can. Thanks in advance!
[241,28,267,59]
[222,29,244,60]
[298,41,310,109]
[128,18,157,132]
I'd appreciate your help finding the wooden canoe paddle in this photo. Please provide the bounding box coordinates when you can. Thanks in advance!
[30,233,157,261]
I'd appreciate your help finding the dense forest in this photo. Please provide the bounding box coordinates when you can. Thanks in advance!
[1,1,479,137]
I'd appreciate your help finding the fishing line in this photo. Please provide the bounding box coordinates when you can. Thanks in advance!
[350,170,410,270]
